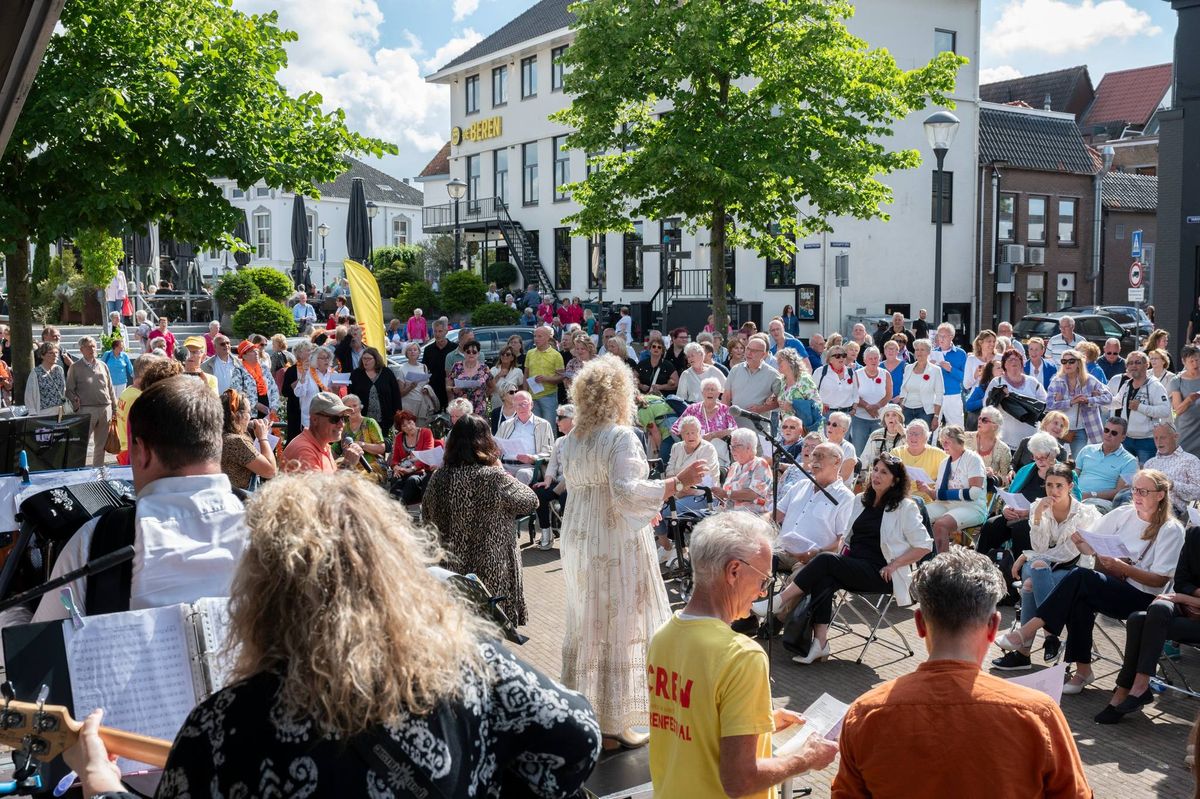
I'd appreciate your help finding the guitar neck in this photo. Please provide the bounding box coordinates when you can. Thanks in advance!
[97,727,173,768]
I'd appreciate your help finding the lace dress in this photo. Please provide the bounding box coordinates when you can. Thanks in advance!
[558,424,670,735]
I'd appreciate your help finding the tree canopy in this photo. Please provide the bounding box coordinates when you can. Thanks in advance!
[553,0,966,332]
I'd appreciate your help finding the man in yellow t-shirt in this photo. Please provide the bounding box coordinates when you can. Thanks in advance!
[647,513,837,798]
[890,419,948,503]
[524,325,565,424]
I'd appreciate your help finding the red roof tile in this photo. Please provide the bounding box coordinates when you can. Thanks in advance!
[418,141,451,178]
[1083,63,1172,130]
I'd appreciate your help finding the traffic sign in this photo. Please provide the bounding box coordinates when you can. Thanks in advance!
[1128,287,1145,302]
[1132,229,1143,259]
[1129,261,1143,288]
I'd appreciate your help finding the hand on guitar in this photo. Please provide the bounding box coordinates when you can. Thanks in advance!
[63,709,126,796]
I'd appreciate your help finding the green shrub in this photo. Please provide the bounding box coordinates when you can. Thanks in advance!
[486,260,519,289]
[243,266,294,302]
[214,270,261,307]
[471,302,519,326]
[375,264,420,299]
[75,229,123,288]
[393,282,440,321]
[440,271,487,314]
[232,295,297,339]
[372,244,421,271]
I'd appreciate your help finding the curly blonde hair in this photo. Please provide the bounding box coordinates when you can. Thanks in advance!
[230,473,488,736]
[569,353,635,438]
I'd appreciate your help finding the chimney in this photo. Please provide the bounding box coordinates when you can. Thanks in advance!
[402,178,410,184]
[1043,93,1052,111]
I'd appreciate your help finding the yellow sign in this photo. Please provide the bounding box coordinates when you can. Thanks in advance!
[451,126,463,146]
[460,116,503,143]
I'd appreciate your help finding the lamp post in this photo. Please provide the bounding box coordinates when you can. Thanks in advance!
[447,177,467,273]
[365,201,378,269]
[924,110,960,324]
[318,222,329,293]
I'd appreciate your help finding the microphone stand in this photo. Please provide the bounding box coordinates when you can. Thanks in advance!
[0,546,135,615]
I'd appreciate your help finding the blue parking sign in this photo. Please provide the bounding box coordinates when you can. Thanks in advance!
[1132,229,1143,258]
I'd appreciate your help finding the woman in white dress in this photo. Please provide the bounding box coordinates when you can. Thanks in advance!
[559,354,707,749]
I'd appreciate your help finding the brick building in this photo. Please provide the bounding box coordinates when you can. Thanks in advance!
[976,102,1099,328]
[1100,172,1158,308]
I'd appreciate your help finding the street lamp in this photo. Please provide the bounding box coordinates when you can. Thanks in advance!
[446,177,467,272]
[318,222,329,292]
[365,201,378,269]
[924,110,960,325]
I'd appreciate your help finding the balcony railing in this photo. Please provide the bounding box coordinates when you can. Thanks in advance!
[422,196,507,231]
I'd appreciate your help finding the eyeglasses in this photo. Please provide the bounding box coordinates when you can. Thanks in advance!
[1103,428,1122,437]
[318,413,347,423]
[1131,486,1163,497]
[736,559,773,593]
[978,417,995,425]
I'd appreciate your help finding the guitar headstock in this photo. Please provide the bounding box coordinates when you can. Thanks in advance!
[0,696,79,764]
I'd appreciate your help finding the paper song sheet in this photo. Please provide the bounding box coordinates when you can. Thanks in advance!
[928,349,946,364]
[498,438,531,459]
[526,376,543,394]
[454,378,483,389]
[405,371,430,383]
[65,604,198,774]
[904,464,934,486]
[778,532,820,556]
[328,372,351,386]
[1007,662,1066,705]
[414,446,445,467]
[1078,529,1133,559]
[775,693,850,756]
[996,490,1031,512]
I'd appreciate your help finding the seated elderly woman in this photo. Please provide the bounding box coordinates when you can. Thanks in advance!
[990,463,1100,671]
[825,411,859,486]
[1010,410,1073,474]
[965,405,1012,485]
[924,425,988,553]
[997,468,1186,695]
[713,427,772,513]
[1096,524,1200,723]
[656,415,721,566]
[531,404,575,550]
[974,431,1070,559]
[890,419,947,505]
[672,377,737,468]
[781,453,933,665]
[858,404,905,488]
[390,410,439,505]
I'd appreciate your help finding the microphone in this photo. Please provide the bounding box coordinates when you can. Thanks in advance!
[729,405,772,424]
[0,545,136,614]
[342,437,371,471]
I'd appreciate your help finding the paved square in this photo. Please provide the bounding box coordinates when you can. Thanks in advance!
[515,541,1199,797]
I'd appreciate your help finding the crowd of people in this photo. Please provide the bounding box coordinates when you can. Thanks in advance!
[12,293,1200,798]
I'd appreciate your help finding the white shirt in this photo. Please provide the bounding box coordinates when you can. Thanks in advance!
[1091,504,1185,594]
[33,474,247,622]
[899,362,945,414]
[1106,374,1171,439]
[934,449,987,507]
[987,374,1049,448]
[1046,332,1085,360]
[212,355,235,393]
[510,416,538,454]
[615,315,633,340]
[676,365,726,404]
[814,363,859,409]
[853,367,889,419]
[777,479,855,553]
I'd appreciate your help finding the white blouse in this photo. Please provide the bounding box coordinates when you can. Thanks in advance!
[814,363,859,409]
[853,367,889,420]
[899,361,945,414]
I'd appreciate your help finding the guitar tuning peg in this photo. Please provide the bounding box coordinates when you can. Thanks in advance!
[36,685,48,709]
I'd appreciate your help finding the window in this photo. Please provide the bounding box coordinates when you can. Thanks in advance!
[554,227,571,290]
[1058,198,1077,245]
[553,135,570,201]
[998,192,1016,240]
[765,225,796,289]
[1115,224,1126,240]
[551,46,567,91]
[491,66,507,106]
[930,170,953,224]
[231,187,244,199]
[253,211,271,260]
[1057,288,1074,309]
[392,218,409,246]
[494,148,508,204]
[1028,196,1047,242]
[623,222,644,290]
[522,142,539,205]
[588,235,606,290]
[934,29,957,55]
[521,56,537,98]
[1025,273,1044,314]
[466,154,481,209]
[306,211,316,259]
[255,186,270,198]
[465,74,480,114]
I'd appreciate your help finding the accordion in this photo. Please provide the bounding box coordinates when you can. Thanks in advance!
[17,480,137,544]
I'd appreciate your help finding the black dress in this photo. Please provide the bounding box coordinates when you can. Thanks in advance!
[112,640,601,798]
[349,367,401,438]
[281,364,301,443]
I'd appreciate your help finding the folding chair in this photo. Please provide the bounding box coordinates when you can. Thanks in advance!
[955,476,999,549]
[827,590,915,665]
[1152,641,1200,700]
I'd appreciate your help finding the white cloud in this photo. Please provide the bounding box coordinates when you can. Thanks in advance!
[986,0,1161,56]
[453,0,480,22]
[230,0,470,181]
[980,65,1023,84]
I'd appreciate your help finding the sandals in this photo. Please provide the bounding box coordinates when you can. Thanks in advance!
[995,629,1034,652]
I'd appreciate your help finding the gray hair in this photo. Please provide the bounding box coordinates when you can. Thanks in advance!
[775,347,806,377]
[447,397,474,416]
[911,547,1005,635]
[1106,415,1129,433]
[862,345,881,360]
[690,511,776,586]
[978,405,1003,427]
[293,340,316,360]
[1026,431,1061,457]
[828,411,851,428]
[906,418,930,436]
[1059,315,1075,328]
[730,427,758,451]
[676,415,702,436]
[700,376,723,394]
[78,336,96,348]
[912,338,932,352]
[684,342,705,359]
[937,322,955,336]
[314,346,333,363]
[938,424,967,448]
[1153,419,1178,435]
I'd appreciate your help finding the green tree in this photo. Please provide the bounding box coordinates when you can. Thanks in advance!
[486,260,519,290]
[417,235,455,282]
[232,295,298,339]
[554,0,965,334]
[243,266,294,302]
[440,271,488,314]
[75,229,123,289]
[214,270,262,307]
[0,0,392,394]
[393,282,439,321]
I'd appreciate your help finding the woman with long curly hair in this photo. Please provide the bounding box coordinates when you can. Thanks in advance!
[559,354,707,750]
[64,472,602,797]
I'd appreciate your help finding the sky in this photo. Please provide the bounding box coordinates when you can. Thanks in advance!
[233,0,1179,185]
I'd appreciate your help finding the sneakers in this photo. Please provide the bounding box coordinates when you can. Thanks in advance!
[1043,634,1062,663]
[991,651,1032,671]
[538,527,553,550]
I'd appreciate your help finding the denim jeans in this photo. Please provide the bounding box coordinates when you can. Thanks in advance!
[1123,436,1157,465]
[1068,430,1089,459]
[532,394,558,425]
[849,417,880,457]
[1020,561,1072,627]
[902,407,933,427]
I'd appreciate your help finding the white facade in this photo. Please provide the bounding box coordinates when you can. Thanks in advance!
[424,0,981,335]
[205,177,426,287]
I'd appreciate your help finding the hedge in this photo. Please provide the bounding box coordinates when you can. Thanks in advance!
[440,271,487,314]
[232,295,297,339]
[393,282,440,321]
[372,244,421,271]
[375,264,420,300]
[243,266,294,302]
[471,302,520,326]
[214,270,261,307]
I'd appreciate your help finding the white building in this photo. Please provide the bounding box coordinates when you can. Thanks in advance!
[421,0,981,336]
[206,155,426,288]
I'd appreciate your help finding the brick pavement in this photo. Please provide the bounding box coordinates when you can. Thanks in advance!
[515,539,1199,798]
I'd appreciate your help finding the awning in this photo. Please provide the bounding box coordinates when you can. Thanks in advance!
[0,0,65,159]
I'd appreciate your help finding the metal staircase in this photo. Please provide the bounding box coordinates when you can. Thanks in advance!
[495,202,560,303]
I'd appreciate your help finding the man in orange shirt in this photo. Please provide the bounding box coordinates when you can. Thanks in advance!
[282,392,362,474]
[833,548,1093,799]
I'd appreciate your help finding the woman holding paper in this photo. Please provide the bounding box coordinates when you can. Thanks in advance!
[397,341,436,423]
[974,432,1072,559]
[991,463,1099,671]
[925,425,988,553]
[997,468,1185,694]
[446,339,493,415]
[350,347,401,437]
[389,411,439,505]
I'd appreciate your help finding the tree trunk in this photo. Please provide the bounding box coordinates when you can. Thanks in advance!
[8,239,33,400]
[711,202,728,337]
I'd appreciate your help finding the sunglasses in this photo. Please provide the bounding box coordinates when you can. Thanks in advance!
[1060,358,1078,365]
[1103,428,1122,437]
[318,413,347,423]
[829,353,847,359]
[736,559,773,593]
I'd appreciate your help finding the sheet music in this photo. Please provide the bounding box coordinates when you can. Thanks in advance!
[996,490,1031,512]
[775,693,850,756]
[328,372,350,386]
[903,464,934,486]
[191,597,234,694]
[405,371,430,383]
[498,438,531,459]
[1008,662,1066,704]
[414,446,445,467]
[64,604,198,773]
[454,378,483,389]
[778,532,820,556]
[1078,529,1133,559]
[928,350,946,364]
[526,376,543,394]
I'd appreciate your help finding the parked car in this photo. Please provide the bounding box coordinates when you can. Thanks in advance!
[1012,312,1139,355]
[1061,305,1153,341]
[446,325,536,365]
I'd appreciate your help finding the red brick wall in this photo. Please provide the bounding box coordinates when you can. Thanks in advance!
[1100,209,1157,307]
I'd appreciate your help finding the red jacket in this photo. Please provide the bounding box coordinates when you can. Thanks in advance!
[390,428,440,472]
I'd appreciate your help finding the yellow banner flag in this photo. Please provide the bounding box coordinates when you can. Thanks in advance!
[343,259,386,353]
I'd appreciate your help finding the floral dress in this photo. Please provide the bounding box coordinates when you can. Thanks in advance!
[777,372,821,418]
[34,365,66,410]
[448,361,492,415]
